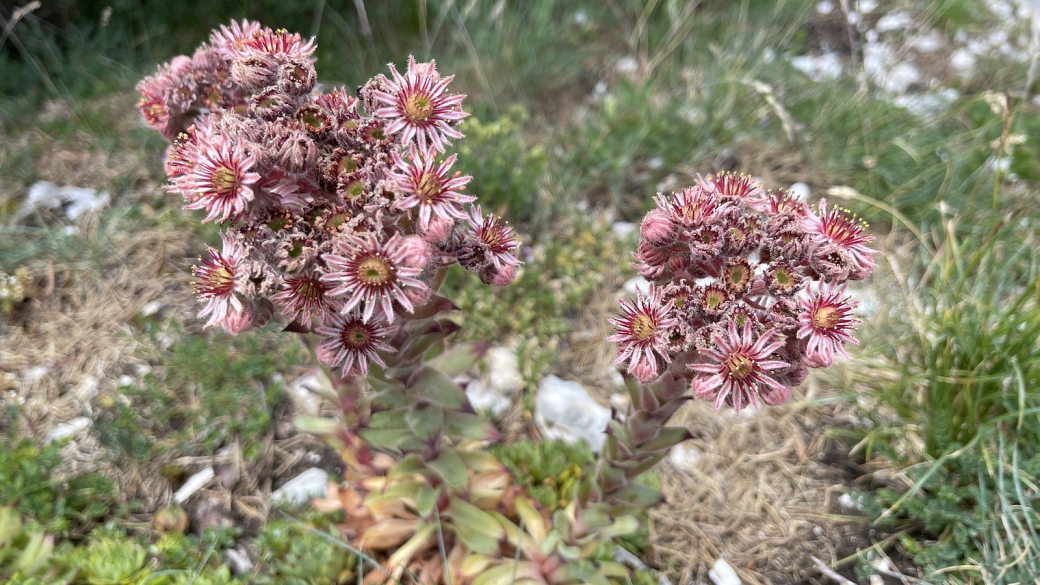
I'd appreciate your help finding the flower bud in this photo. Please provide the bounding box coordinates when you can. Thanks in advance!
[422,215,454,244]
[457,241,492,272]
[231,56,277,91]
[154,507,190,533]
[250,88,297,121]
[479,263,516,287]
[278,58,317,96]
[220,298,273,334]
[640,208,676,245]
[397,235,433,269]
[759,381,792,406]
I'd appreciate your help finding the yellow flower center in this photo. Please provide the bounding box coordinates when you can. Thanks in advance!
[212,166,238,195]
[632,314,656,340]
[813,306,839,329]
[725,354,754,380]
[358,256,391,286]
[417,173,440,203]
[405,93,434,121]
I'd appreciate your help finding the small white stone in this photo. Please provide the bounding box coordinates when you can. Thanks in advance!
[118,374,135,387]
[613,546,647,570]
[140,300,163,316]
[669,443,703,470]
[909,32,942,53]
[282,371,323,416]
[270,468,328,506]
[869,575,884,585]
[857,0,878,13]
[488,347,522,395]
[875,12,913,32]
[225,548,254,575]
[816,1,834,15]
[788,182,811,201]
[74,375,100,402]
[535,376,610,451]
[950,48,977,77]
[45,417,91,442]
[647,156,664,170]
[839,493,861,510]
[846,10,861,26]
[21,366,50,383]
[174,467,215,504]
[790,52,844,82]
[616,56,639,74]
[813,525,825,536]
[611,222,636,239]
[466,380,511,416]
[709,558,743,585]
[572,8,587,26]
[622,276,651,297]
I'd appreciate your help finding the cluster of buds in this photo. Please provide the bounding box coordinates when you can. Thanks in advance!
[137,21,520,376]
[610,174,876,412]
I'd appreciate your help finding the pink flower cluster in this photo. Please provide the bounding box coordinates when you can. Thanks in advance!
[609,174,876,412]
[138,21,520,376]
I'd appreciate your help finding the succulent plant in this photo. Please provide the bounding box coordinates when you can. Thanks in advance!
[0,507,76,585]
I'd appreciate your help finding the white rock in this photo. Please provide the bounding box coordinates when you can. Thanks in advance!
[225,548,254,575]
[857,0,878,13]
[647,156,664,170]
[790,52,844,81]
[613,546,647,570]
[270,467,328,506]
[535,376,610,452]
[623,276,652,297]
[18,181,110,221]
[875,12,913,32]
[816,1,834,15]
[73,375,100,402]
[466,380,511,416]
[572,8,587,26]
[611,222,636,239]
[669,442,703,470]
[488,347,522,395]
[118,374,135,387]
[709,558,743,585]
[281,372,323,416]
[21,365,50,383]
[45,417,91,442]
[909,32,942,53]
[950,48,977,77]
[140,300,164,316]
[788,182,811,201]
[616,56,639,74]
[174,467,215,504]
[839,493,861,510]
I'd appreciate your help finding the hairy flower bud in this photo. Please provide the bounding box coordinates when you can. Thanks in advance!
[421,214,455,244]
[251,88,297,121]
[640,208,676,245]
[479,263,516,287]
[231,56,277,91]
[278,58,317,96]
[397,235,433,269]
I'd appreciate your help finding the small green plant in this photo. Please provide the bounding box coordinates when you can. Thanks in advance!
[0,507,76,584]
[97,329,306,461]
[0,436,118,538]
[853,215,1040,461]
[455,106,549,225]
[252,519,355,584]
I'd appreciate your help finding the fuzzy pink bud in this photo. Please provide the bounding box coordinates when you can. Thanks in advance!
[479,263,516,287]
[220,299,273,334]
[421,214,454,244]
[640,209,676,245]
[397,235,433,269]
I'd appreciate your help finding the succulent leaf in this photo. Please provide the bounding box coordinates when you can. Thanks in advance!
[425,342,490,378]
[427,449,469,493]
